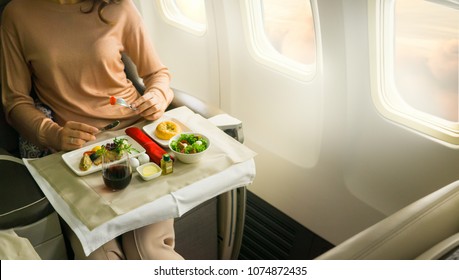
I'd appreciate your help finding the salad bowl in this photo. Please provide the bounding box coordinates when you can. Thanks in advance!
[168,132,210,163]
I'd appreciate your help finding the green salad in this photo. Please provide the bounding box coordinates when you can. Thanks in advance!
[170,134,208,154]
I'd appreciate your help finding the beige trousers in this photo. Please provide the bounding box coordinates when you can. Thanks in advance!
[64,219,184,260]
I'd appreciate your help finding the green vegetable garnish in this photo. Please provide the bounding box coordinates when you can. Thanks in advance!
[98,137,139,156]
[114,137,139,154]
[171,134,208,154]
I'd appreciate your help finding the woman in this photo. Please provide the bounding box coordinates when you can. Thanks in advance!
[1,0,183,260]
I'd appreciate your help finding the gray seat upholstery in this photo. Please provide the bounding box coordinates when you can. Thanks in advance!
[0,154,54,229]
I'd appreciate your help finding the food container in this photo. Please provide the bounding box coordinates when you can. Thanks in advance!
[168,132,210,163]
[136,162,162,181]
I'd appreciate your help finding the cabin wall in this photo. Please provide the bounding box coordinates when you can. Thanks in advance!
[135,0,221,107]
[341,0,459,218]
[136,0,459,245]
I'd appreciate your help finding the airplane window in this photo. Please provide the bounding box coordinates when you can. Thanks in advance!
[158,0,207,36]
[394,0,458,121]
[242,0,318,80]
[372,0,459,144]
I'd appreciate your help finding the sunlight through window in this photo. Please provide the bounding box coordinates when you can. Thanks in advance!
[242,0,318,81]
[394,0,458,122]
[371,0,459,145]
[158,0,207,36]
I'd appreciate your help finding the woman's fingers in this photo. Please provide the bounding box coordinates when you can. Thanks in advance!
[133,91,167,120]
[60,121,98,151]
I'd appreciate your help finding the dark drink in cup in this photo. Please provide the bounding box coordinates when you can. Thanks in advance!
[103,164,132,190]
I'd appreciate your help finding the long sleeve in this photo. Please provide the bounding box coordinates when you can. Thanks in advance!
[1,0,171,153]
[1,20,62,150]
[122,2,174,104]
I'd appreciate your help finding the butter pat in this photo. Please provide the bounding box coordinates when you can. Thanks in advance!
[137,162,161,181]
[143,165,159,176]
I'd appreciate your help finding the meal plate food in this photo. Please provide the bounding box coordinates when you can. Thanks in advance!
[62,136,146,176]
[142,117,190,148]
[168,132,210,163]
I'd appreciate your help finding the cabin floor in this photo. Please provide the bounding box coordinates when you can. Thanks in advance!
[238,191,334,260]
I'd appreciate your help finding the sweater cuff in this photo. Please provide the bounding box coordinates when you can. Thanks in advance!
[151,86,173,105]
[38,118,63,151]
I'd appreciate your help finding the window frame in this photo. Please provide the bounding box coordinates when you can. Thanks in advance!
[240,0,320,82]
[369,0,459,146]
[156,0,207,36]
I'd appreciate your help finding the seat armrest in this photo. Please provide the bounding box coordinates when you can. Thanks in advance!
[316,180,459,259]
[416,232,459,260]
[167,88,223,119]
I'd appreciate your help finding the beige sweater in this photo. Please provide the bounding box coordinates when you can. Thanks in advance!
[1,0,173,150]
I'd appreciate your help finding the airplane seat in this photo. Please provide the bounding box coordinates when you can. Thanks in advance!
[0,100,68,260]
[0,149,69,260]
[316,180,459,260]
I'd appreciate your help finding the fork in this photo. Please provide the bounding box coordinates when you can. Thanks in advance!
[109,96,137,111]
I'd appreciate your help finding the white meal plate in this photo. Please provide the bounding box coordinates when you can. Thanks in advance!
[62,135,146,176]
[142,117,190,148]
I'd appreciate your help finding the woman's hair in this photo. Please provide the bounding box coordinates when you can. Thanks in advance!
[81,0,122,25]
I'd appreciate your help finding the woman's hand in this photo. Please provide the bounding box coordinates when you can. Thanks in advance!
[132,90,168,121]
[59,121,99,151]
